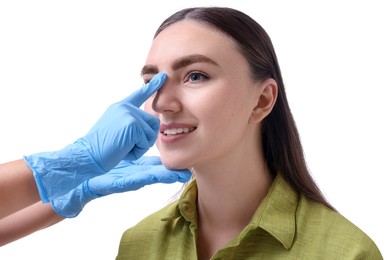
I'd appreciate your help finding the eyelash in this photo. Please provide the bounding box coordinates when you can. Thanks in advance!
[142,71,209,85]
[143,77,152,84]
[185,71,209,83]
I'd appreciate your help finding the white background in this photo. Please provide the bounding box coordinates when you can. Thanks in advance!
[1,0,389,259]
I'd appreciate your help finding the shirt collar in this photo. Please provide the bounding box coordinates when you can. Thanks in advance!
[161,179,198,222]
[161,174,298,249]
[249,174,298,249]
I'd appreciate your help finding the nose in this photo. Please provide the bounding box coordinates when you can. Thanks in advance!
[151,77,182,114]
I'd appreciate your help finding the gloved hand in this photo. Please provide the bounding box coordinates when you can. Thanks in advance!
[24,73,167,203]
[51,156,191,218]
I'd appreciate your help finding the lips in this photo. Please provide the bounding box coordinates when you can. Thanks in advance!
[162,127,196,135]
[159,123,197,137]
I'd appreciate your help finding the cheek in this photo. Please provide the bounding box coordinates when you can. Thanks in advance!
[204,92,252,136]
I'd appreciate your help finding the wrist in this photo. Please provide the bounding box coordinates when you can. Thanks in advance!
[51,181,100,218]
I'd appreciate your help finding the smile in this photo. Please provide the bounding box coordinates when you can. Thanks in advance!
[162,127,197,135]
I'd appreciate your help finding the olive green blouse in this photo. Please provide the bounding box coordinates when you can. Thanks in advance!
[116,174,383,259]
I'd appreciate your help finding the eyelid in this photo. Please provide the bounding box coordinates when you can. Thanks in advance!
[185,70,209,83]
[143,69,209,85]
[143,78,151,84]
[142,73,157,84]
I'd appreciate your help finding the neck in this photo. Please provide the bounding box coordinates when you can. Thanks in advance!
[194,157,273,230]
[193,146,273,260]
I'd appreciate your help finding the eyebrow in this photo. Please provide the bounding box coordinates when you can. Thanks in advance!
[140,54,219,76]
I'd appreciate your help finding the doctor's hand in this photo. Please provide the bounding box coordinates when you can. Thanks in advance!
[24,73,167,203]
[51,156,191,218]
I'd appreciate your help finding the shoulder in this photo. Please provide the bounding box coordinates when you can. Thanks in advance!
[116,202,175,259]
[119,180,198,247]
[296,195,383,259]
[119,201,177,243]
[116,200,196,260]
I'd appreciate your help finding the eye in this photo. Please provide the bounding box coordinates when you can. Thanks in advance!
[143,77,152,84]
[186,71,209,83]
[142,74,156,85]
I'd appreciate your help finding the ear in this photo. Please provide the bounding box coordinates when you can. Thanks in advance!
[249,78,278,123]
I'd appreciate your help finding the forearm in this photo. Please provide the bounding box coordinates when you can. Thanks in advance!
[0,159,40,219]
[0,202,63,246]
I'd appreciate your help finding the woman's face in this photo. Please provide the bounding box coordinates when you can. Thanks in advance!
[143,21,262,170]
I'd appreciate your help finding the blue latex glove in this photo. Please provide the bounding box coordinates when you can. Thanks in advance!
[51,156,191,218]
[24,73,167,203]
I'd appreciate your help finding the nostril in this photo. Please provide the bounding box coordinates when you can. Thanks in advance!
[151,87,182,114]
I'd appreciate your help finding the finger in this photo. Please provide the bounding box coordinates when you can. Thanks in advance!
[143,166,192,184]
[123,130,151,161]
[99,167,192,193]
[134,156,162,166]
[119,106,159,147]
[119,114,158,161]
[125,72,167,107]
[113,160,133,169]
[137,111,160,135]
[129,113,159,147]
[163,169,192,183]
[118,168,191,191]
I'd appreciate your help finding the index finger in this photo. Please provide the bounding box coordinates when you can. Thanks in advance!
[125,72,167,107]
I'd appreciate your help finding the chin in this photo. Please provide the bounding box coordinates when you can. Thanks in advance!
[160,155,191,171]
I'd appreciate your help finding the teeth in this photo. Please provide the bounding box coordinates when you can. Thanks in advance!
[163,127,195,135]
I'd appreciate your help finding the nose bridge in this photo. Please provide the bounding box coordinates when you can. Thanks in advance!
[152,77,180,113]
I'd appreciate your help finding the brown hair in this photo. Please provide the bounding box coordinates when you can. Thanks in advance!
[155,7,334,210]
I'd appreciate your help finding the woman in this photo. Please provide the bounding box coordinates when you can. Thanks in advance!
[116,7,383,259]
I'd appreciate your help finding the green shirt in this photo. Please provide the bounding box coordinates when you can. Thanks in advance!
[116,175,383,259]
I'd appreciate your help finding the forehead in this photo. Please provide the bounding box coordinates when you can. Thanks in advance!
[145,20,241,66]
